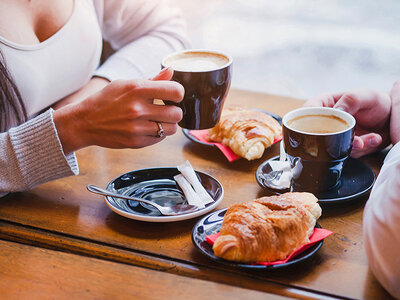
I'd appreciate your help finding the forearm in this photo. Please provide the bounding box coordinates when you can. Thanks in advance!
[363,142,400,298]
[95,31,188,81]
[52,77,109,110]
[95,0,189,81]
[0,110,79,195]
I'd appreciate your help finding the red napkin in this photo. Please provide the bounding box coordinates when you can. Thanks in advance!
[205,228,332,266]
[189,130,283,162]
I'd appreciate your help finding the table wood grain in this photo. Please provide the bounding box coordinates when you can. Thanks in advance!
[0,239,290,300]
[0,89,393,299]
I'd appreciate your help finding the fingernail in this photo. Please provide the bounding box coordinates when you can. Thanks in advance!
[369,137,379,146]
[160,67,170,74]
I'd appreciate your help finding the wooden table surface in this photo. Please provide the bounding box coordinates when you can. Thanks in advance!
[0,239,290,300]
[0,89,393,299]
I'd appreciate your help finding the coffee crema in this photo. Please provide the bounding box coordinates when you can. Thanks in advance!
[163,51,230,72]
[287,114,349,134]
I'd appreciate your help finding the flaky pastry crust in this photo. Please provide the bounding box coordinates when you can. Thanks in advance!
[208,107,282,160]
[212,192,321,263]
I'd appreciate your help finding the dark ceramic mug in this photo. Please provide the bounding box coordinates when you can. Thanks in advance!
[162,49,232,130]
[282,107,356,192]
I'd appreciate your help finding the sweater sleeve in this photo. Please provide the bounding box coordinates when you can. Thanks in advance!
[0,109,79,197]
[363,142,400,299]
[92,0,190,81]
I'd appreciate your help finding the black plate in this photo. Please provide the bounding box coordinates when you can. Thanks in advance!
[256,156,376,203]
[182,109,282,147]
[105,168,224,222]
[191,209,323,269]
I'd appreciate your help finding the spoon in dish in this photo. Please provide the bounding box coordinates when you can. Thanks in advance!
[86,185,199,216]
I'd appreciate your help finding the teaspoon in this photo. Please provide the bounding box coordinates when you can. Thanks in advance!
[87,185,199,216]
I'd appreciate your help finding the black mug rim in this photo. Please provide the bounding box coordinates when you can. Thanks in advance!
[282,107,356,136]
[161,49,233,73]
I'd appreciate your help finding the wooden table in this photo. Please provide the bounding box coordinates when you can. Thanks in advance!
[0,89,393,299]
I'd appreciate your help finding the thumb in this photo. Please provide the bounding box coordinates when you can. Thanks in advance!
[350,133,382,158]
[152,67,174,81]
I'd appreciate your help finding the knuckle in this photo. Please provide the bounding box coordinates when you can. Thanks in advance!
[170,106,183,122]
[128,102,144,119]
[341,93,359,105]
[128,123,139,135]
[171,82,185,100]
[126,79,146,92]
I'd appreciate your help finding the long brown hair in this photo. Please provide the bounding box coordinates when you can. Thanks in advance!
[0,49,27,131]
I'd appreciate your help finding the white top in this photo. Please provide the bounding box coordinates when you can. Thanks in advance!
[0,0,102,116]
[363,142,400,299]
[0,0,188,197]
[0,0,189,116]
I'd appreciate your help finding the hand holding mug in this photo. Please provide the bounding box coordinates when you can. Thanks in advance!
[54,69,184,154]
[283,107,355,192]
[304,89,391,158]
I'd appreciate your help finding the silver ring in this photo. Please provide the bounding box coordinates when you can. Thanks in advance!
[156,122,165,138]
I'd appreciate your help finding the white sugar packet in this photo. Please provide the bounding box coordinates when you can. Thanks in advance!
[177,160,215,205]
[267,141,292,189]
[174,174,205,208]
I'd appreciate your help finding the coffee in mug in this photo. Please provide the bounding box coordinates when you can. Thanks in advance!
[162,50,232,130]
[282,107,355,192]
[287,114,349,134]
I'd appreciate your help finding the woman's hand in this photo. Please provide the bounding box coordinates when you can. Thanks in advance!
[53,69,184,154]
[304,89,391,158]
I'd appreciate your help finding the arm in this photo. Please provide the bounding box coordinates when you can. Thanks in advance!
[1,69,183,195]
[0,109,78,196]
[363,142,400,299]
[53,0,189,110]
[363,81,400,299]
[93,0,190,81]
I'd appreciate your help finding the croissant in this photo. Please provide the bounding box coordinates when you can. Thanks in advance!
[208,107,282,160]
[212,192,321,263]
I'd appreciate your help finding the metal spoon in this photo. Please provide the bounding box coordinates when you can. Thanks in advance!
[86,185,199,216]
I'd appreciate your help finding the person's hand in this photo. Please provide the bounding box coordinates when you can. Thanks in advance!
[53,68,184,154]
[390,80,400,145]
[304,89,391,158]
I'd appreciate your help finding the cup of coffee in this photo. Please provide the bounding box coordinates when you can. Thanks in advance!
[162,49,232,129]
[282,107,356,192]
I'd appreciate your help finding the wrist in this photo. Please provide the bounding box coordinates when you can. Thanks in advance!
[53,103,90,154]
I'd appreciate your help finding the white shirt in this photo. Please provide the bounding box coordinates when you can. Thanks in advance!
[363,142,400,299]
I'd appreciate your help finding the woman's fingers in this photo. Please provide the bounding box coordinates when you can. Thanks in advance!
[350,133,383,158]
[101,79,184,104]
[333,93,363,115]
[151,67,174,81]
[132,80,184,103]
[304,92,343,108]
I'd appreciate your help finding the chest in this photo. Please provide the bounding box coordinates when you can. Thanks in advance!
[0,0,74,45]
[0,0,103,116]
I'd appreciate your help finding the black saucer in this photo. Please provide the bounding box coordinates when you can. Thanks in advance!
[191,209,323,269]
[256,156,376,203]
